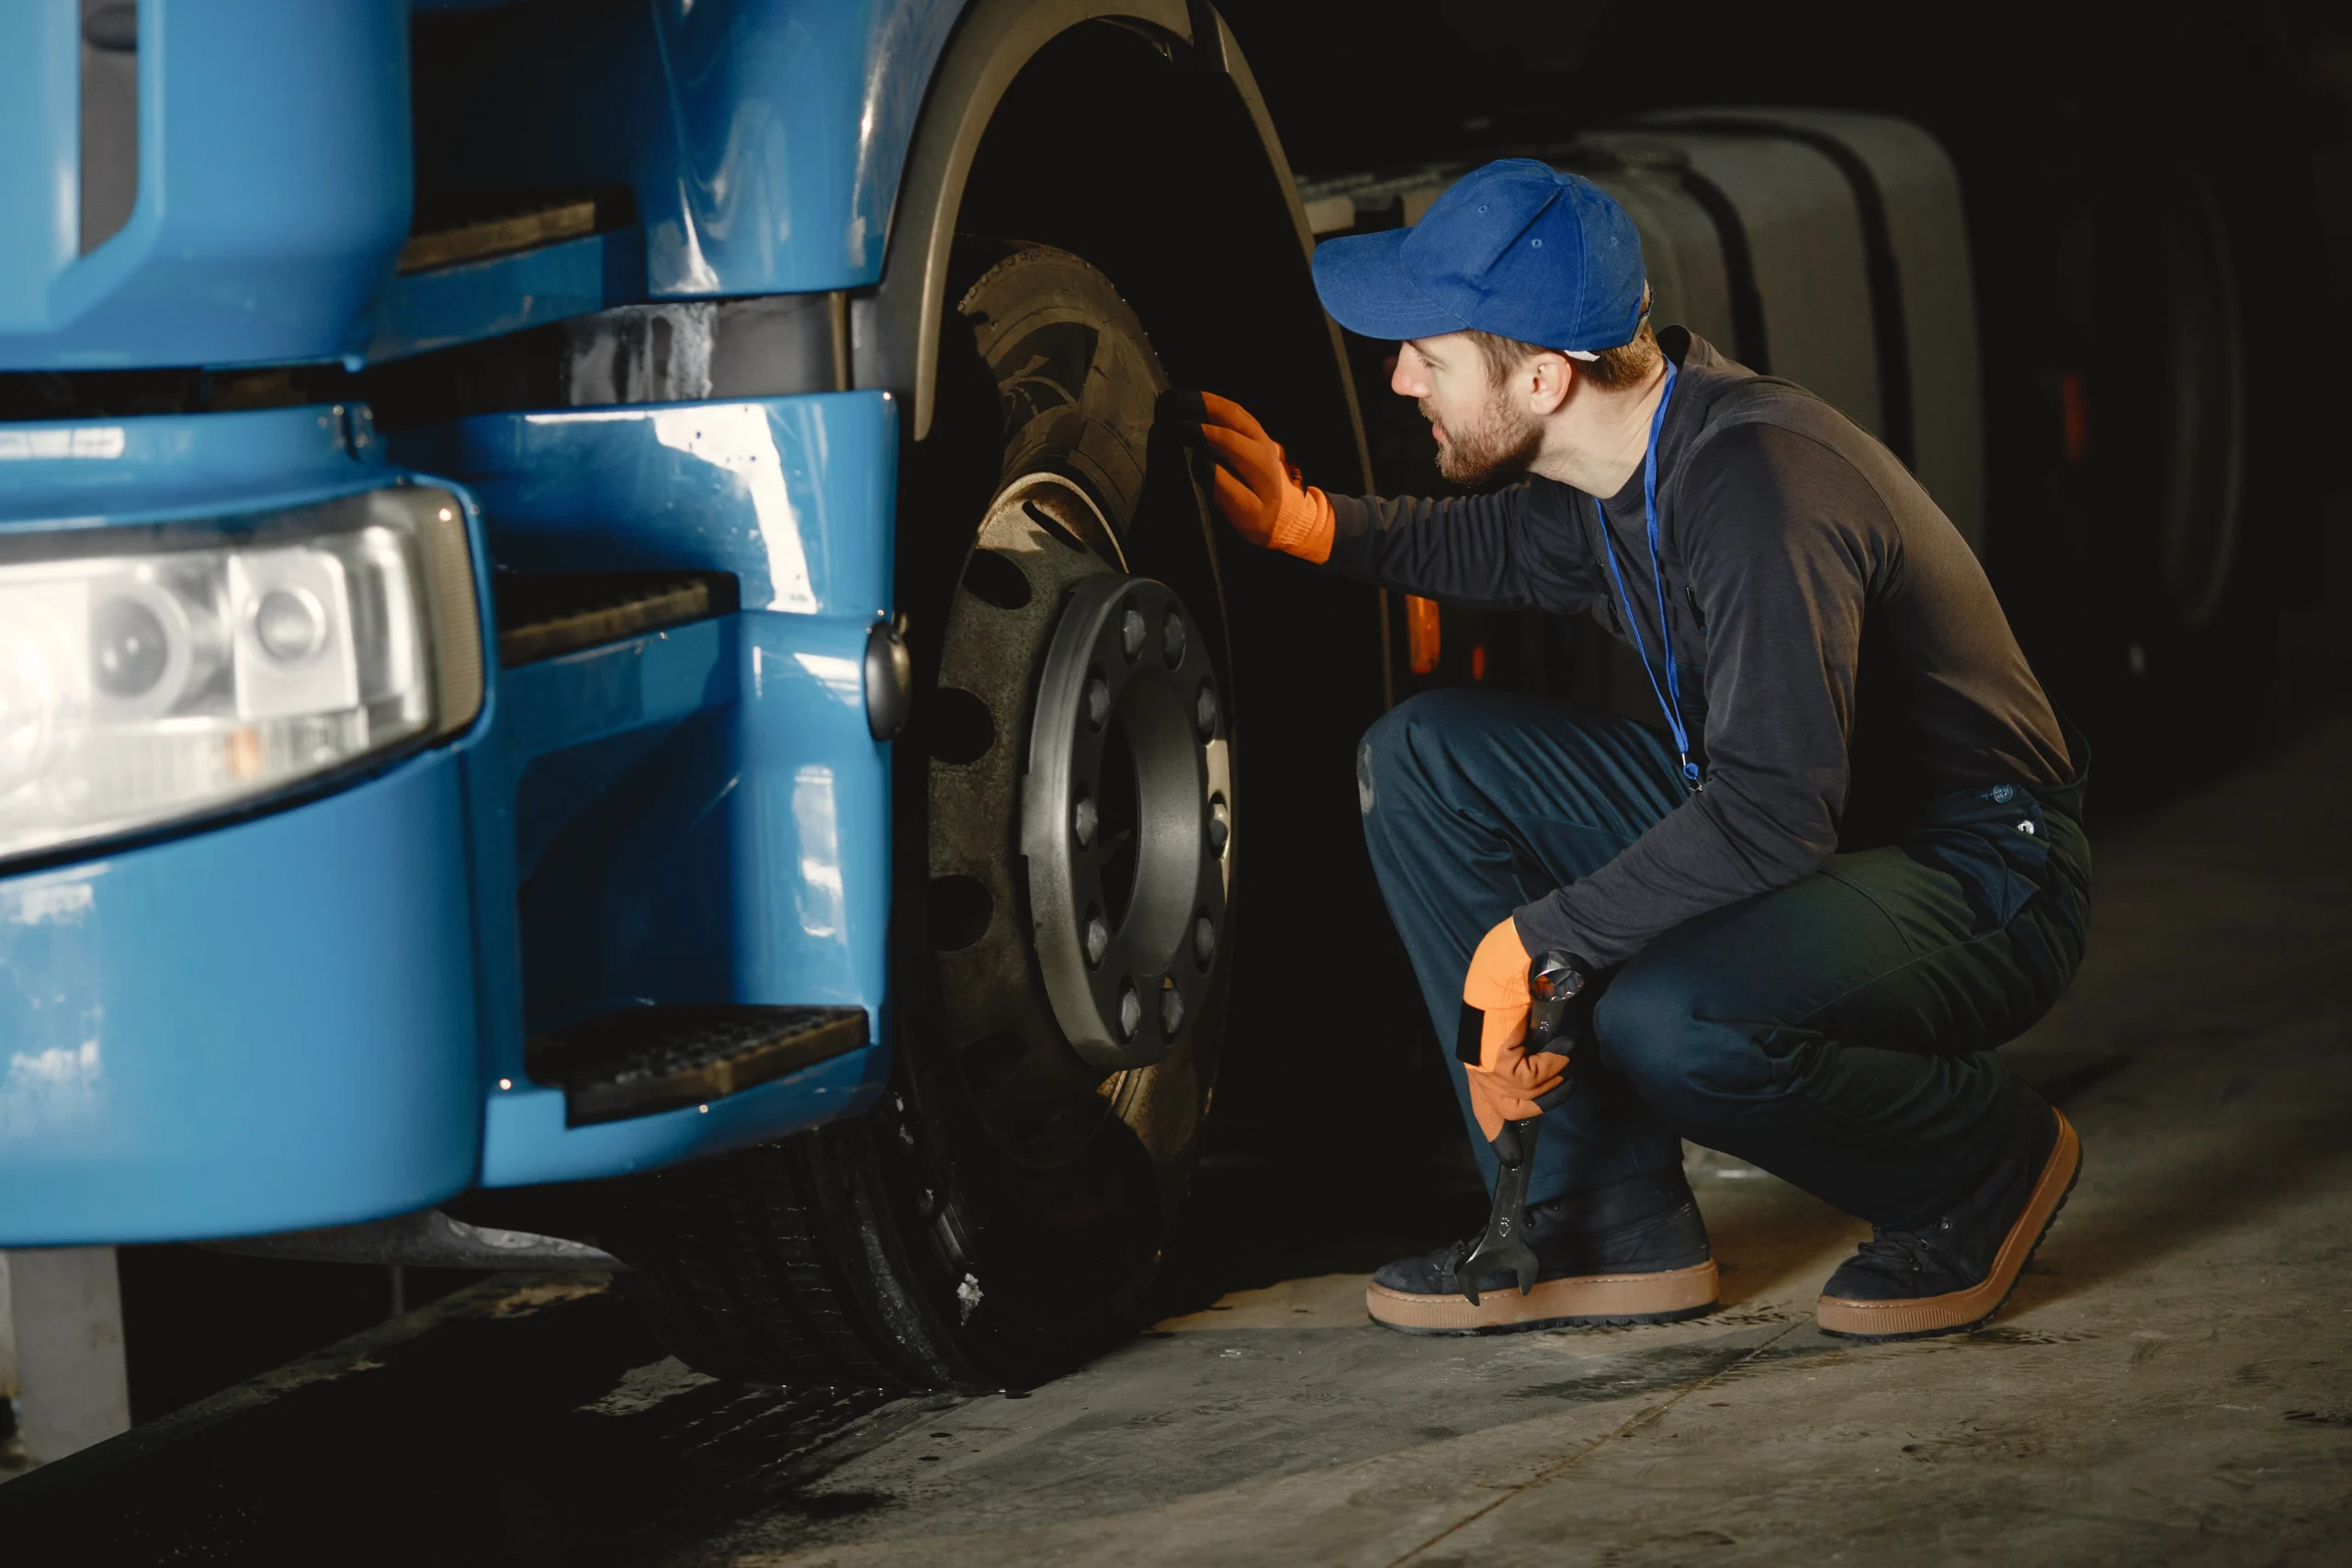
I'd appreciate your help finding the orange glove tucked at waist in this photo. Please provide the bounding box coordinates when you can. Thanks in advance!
[1197,391,1334,563]
[1460,916,1571,1140]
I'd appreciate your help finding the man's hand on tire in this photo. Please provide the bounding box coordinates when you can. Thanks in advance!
[1457,917,1574,1140]
[1193,391,1335,563]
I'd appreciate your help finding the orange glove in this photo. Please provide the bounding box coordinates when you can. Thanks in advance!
[1197,391,1334,563]
[1460,916,1570,1140]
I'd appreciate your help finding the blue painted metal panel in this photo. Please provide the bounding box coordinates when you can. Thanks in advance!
[468,615,894,1187]
[0,0,413,370]
[0,752,481,1246]
[449,390,899,1187]
[0,403,388,527]
[730,609,893,1015]
[474,606,896,1183]
[0,396,899,1230]
[2,0,970,369]
[407,0,964,298]
[409,390,898,620]
[0,4,78,325]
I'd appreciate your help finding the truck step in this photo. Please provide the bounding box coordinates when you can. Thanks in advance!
[398,186,634,275]
[494,570,740,667]
[526,1004,869,1127]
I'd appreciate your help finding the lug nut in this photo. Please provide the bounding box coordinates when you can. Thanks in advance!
[1117,980,1142,1040]
[1121,606,1147,660]
[1086,909,1111,966]
[1073,795,1098,847]
[1207,797,1229,856]
[1193,916,1216,968]
[1195,682,1219,739]
[1160,987,1185,1036]
[1162,612,1186,667]
[1085,676,1112,728]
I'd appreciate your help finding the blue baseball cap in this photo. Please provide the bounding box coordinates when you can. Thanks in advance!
[1311,159,1647,355]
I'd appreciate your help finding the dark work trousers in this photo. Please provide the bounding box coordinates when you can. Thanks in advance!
[1356,691,2092,1230]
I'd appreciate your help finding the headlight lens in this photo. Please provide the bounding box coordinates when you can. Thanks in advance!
[0,485,481,865]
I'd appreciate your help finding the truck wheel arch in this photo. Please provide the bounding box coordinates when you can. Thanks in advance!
[854,0,1371,494]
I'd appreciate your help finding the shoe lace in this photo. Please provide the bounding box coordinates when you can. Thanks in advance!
[1855,1216,1956,1273]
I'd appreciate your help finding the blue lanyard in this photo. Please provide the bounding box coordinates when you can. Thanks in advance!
[1596,361,1702,789]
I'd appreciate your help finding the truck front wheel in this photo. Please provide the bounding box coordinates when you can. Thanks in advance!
[608,244,1235,1390]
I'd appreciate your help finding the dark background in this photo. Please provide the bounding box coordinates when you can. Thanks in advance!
[1219,0,2352,752]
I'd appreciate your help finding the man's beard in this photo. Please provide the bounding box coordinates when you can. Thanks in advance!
[1426,389,1544,487]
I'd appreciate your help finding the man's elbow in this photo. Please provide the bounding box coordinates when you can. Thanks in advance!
[1705,777,1841,886]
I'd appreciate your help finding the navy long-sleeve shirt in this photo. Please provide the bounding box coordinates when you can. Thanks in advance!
[1322,330,2073,967]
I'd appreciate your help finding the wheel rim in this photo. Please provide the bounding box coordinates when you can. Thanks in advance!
[1022,573,1227,1070]
[926,471,1231,1161]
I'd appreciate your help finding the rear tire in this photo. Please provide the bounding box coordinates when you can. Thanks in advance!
[1971,115,2323,807]
[607,244,1233,1389]
[2057,159,2278,795]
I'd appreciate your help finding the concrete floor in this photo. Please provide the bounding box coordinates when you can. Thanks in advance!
[685,707,2352,1567]
[6,710,2348,1566]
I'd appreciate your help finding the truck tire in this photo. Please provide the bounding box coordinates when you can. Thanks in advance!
[2066,162,2269,784]
[607,243,1234,1391]
[1980,141,2317,805]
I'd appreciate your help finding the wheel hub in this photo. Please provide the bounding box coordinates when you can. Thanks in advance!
[1022,573,1228,1070]
[927,470,1231,1156]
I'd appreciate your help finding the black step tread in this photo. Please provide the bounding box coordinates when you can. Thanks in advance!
[526,1004,867,1127]
[494,570,740,668]
[398,186,636,275]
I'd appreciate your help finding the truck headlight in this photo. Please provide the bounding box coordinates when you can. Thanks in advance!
[0,485,482,865]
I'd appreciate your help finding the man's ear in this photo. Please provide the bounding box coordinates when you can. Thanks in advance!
[1527,353,1574,417]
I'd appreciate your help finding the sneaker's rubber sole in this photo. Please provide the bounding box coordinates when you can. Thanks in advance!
[1366,1259,1719,1336]
[1816,1108,2083,1342]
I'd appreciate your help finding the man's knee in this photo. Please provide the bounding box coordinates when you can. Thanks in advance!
[1592,960,1779,1114]
[1356,689,1484,821]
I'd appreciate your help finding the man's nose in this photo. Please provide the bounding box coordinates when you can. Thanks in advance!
[1388,355,1427,398]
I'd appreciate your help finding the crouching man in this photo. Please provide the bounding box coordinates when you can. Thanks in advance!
[1200,160,2089,1338]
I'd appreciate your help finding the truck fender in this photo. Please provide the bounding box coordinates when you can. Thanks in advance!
[853,0,1364,480]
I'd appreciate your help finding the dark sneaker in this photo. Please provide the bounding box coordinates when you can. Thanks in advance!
[1366,1169,1719,1335]
[1817,1095,2083,1340]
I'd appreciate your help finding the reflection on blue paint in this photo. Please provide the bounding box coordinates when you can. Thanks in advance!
[792,766,846,942]
[408,391,895,620]
[643,403,820,612]
[0,868,104,1149]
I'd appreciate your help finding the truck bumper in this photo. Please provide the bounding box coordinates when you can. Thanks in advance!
[0,752,481,1245]
[0,391,899,1243]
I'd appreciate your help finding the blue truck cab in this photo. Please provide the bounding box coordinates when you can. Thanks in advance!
[1,0,1376,1387]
